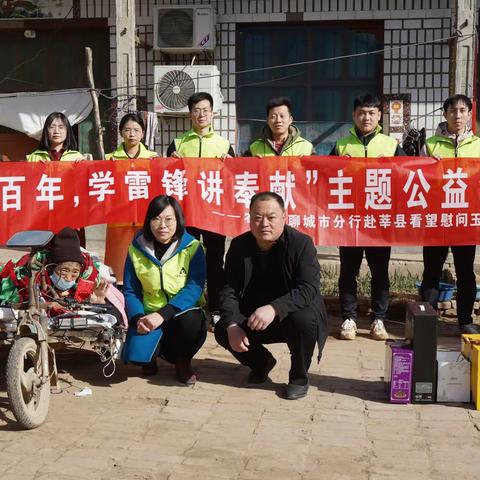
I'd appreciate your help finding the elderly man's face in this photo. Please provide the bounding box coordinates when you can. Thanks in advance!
[250,198,286,250]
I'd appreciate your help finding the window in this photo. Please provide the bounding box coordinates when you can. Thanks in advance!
[237,22,383,154]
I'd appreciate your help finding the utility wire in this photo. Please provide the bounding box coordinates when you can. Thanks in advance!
[0,6,74,88]
[0,32,467,100]
[98,32,467,97]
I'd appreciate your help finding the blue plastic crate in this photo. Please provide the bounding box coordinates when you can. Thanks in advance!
[415,281,456,301]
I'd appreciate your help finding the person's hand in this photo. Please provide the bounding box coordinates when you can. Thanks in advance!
[220,153,233,160]
[255,154,263,158]
[432,154,442,162]
[90,279,109,304]
[170,151,183,159]
[227,324,249,352]
[247,305,276,331]
[137,312,164,334]
[48,301,67,313]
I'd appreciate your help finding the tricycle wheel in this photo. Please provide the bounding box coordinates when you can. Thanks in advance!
[6,337,50,429]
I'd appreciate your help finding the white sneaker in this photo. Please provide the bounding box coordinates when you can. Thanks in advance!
[370,319,388,340]
[339,318,357,340]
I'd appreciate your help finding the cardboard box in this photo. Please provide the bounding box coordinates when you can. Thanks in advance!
[385,340,414,403]
[470,345,480,410]
[436,351,470,403]
[461,333,480,360]
[405,302,437,403]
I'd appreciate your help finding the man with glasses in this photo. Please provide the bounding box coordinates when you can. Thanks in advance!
[167,92,234,318]
[420,94,480,335]
[214,192,328,400]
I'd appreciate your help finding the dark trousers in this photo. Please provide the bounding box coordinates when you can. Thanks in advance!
[214,306,318,385]
[338,246,391,320]
[158,309,207,363]
[76,227,86,248]
[188,227,226,312]
[421,245,476,326]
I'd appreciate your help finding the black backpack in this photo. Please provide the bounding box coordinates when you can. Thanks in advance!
[402,128,426,156]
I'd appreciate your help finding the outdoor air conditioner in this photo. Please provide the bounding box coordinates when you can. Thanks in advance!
[153,5,216,53]
[154,65,223,115]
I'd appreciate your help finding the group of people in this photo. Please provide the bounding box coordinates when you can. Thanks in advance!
[4,89,478,401]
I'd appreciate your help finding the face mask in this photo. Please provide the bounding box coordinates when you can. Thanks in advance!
[51,271,76,291]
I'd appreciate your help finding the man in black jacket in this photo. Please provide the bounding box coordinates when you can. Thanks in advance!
[214,192,328,400]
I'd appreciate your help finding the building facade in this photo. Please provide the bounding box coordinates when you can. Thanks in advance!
[0,1,476,157]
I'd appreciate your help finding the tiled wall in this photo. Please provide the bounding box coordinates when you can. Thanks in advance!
[79,0,456,154]
[384,17,451,134]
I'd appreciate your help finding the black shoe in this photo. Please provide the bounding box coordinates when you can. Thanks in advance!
[141,361,158,376]
[460,323,480,334]
[247,355,277,384]
[175,357,197,385]
[284,382,309,400]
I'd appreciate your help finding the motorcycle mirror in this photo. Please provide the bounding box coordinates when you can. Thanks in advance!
[6,230,54,248]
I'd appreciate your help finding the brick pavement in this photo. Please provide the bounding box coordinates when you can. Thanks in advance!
[1,317,480,479]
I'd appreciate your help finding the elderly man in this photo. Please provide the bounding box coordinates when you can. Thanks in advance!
[214,192,328,400]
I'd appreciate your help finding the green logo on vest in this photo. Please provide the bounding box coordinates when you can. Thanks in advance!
[179,267,187,276]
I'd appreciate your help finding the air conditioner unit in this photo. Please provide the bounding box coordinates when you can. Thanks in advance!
[154,65,223,115]
[153,5,216,53]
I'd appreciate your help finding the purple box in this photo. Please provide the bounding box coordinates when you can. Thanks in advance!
[385,340,414,403]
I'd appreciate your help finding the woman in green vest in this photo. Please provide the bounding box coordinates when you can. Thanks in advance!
[123,195,207,384]
[27,112,86,245]
[104,113,158,281]
[106,113,157,160]
[27,112,84,162]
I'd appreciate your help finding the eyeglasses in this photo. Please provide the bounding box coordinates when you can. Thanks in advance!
[151,216,176,227]
[48,124,66,131]
[122,128,142,134]
[191,108,212,116]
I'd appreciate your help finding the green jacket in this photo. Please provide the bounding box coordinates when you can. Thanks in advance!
[173,127,231,158]
[425,123,480,158]
[124,231,206,316]
[247,125,313,156]
[335,125,398,157]
[105,143,157,160]
[27,149,84,162]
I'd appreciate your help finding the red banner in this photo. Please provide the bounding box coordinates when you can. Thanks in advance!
[0,156,479,246]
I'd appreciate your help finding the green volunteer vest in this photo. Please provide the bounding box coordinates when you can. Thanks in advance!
[128,240,205,313]
[336,127,398,157]
[26,149,84,162]
[105,143,157,160]
[174,128,230,157]
[248,137,313,156]
[425,134,480,158]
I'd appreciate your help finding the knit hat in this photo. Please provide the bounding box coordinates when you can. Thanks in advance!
[48,227,84,265]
